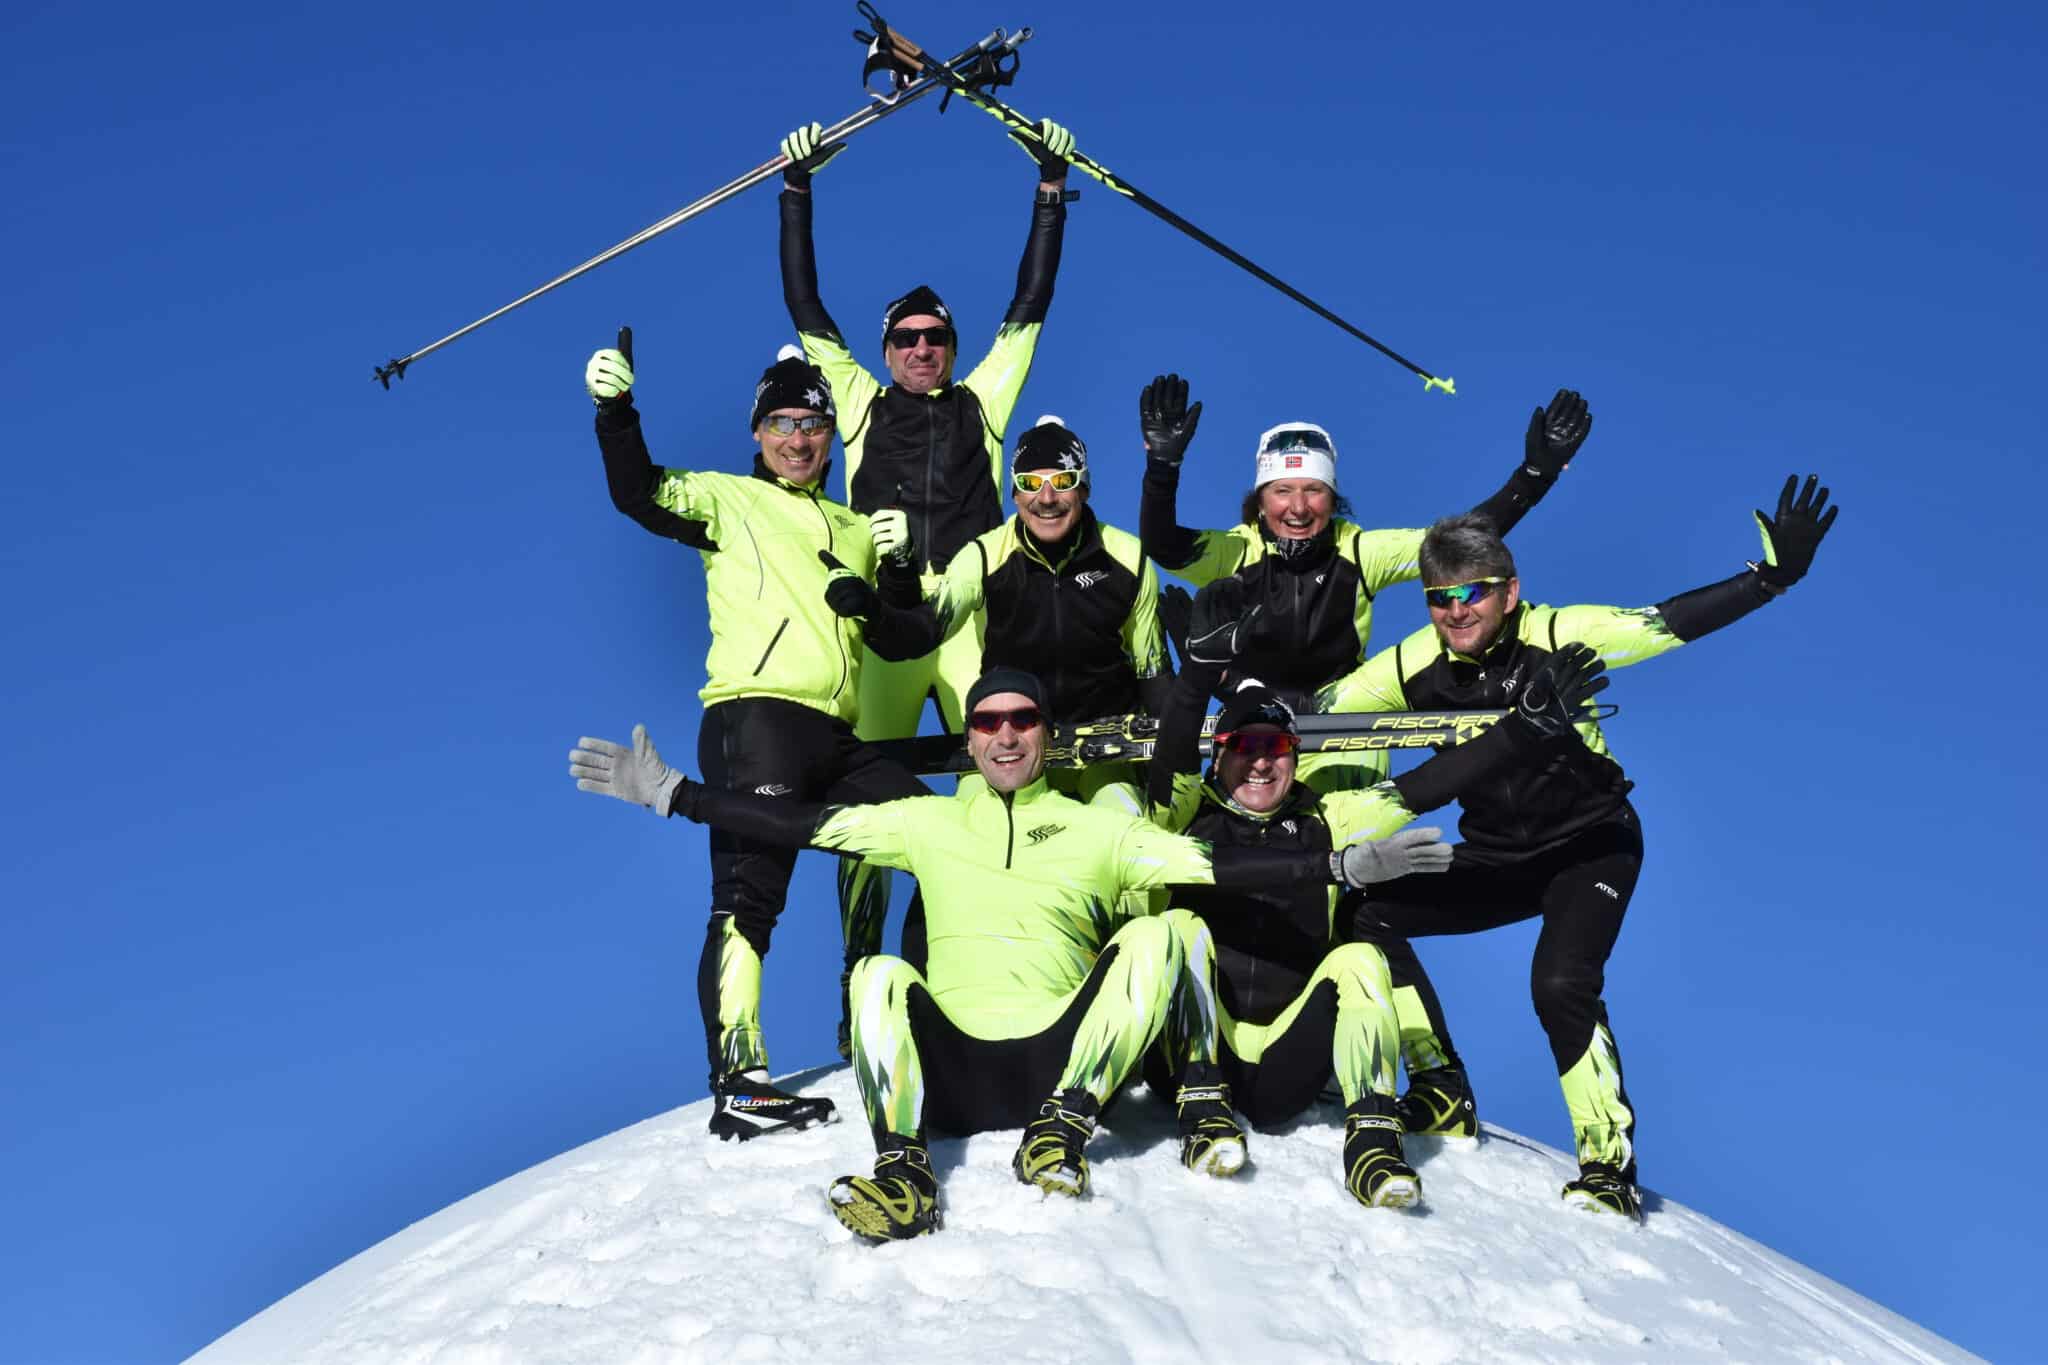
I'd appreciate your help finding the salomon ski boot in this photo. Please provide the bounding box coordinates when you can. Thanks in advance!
[1562,1162,1642,1220]
[829,1141,941,1242]
[1012,1089,1099,1197]
[1344,1094,1422,1209]
[1175,1066,1248,1177]
[707,1069,837,1141]
[1398,1065,1477,1138]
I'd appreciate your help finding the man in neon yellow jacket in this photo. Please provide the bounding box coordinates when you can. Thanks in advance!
[570,669,1451,1242]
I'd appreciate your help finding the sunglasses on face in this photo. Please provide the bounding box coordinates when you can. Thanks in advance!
[968,706,1043,735]
[761,413,833,436]
[1012,469,1083,494]
[1216,731,1301,759]
[1424,577,1509,609]
[886,326,955,351]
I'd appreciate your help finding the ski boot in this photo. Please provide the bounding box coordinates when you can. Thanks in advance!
[1174,1066,1248,1178]
[1012,1089,1099,1197]
[1562,1162,1642,1220]
[1343,1094,1422,1209]
[1398,1065,1477,1138]
[707,1069,837,1141]
[829,1140,941,1242]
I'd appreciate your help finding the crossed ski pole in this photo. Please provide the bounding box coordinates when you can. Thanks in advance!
[857,3,1455,396]
[371,25,1031,388]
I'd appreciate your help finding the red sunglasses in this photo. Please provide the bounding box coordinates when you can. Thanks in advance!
[1215,731,1300,759]
[968,706,1044,735]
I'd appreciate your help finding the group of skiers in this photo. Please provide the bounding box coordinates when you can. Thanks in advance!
[565,116,1838,1241]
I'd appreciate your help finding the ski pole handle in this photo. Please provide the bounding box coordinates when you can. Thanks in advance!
[617,326,634,369]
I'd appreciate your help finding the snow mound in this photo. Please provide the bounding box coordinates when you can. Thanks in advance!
[191,1066,1976,1364]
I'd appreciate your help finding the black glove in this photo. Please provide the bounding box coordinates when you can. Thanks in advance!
[1752,474,1838,591]
[1513,642,1608,740]
[1522,388,1592,480]
[1185,578,1260,666]
[1158,585,1194,661]
[1140,373,1203,467]
[820,550,878,619]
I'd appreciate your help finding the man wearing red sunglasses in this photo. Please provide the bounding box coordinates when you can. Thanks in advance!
[1144,586,1610,1211]
[569,667,1451,1243]
[1315,478,1837,1219]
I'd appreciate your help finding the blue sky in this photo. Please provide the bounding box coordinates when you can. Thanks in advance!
[4,1,2043,1359]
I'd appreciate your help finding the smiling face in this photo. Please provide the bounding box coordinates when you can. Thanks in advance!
[752,408,831,487]
[1013,475,1087,545]
[1258,478,1336,541]
[1216,725,1297,813]
[1426,574,1521,657]
[883,312,955,395]
[966,691,1047,792]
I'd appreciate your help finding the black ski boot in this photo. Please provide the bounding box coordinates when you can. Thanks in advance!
[707,1069,837,1141]
[1012,1089,1099,1197]
[1344,1094,1422,1209]
[1562,1162,1642,1220]
[1174,1065,1248,1177]
[829,1140,941,1242]
[1398,1065,1477,1138]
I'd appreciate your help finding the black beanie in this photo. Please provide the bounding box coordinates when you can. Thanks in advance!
[749,345,835,433]
[882,284,954,339]
[1011,415,1089,484]
[1214,676,1297,741]
[965,667,1051,724]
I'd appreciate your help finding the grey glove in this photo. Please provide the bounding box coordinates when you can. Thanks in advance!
[569,724,685,815]
[1336,827,1450,888]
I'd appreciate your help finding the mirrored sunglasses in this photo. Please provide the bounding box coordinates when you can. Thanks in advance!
[1260,427,1335,456]
[1012,469,1084,494]
[1423,577,1509,608]
[761,413,833,435]
[1216,731,1301,759]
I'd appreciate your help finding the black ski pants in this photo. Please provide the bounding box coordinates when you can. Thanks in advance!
[1348,805,1643,1080]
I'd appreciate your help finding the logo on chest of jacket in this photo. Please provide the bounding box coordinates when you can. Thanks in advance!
[1280,819,1299,836]
[754,784,794,797]
[1072,570,1109,589]
[1024,823,1067,846]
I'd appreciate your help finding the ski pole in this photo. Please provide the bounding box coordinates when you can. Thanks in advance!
[373,26,1032,389]
[857,4,1455,396]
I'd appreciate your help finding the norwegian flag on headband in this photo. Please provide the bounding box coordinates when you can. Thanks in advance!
[1285,455,1303,469]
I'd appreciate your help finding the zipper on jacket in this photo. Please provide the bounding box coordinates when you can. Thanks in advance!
[1002,790,1017,869]
[805,487,850,701]
[752,618,791,676]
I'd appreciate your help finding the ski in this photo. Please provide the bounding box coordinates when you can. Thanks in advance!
[875,709,1510,777]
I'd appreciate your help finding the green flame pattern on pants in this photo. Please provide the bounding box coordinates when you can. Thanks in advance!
[837,855,893,967]
[847,915,1182,1142]
[698,914,767,1076]
[1559,1021,1635,1172]
[1392,985,1456,1074]
[1166,910,1401,1109]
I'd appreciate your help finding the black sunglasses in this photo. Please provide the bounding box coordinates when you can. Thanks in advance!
[887,326,955,350]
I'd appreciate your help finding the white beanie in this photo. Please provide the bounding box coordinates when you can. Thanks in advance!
[1254,421,1338,490]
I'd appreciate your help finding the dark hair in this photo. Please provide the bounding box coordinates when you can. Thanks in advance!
[1418,513,1516,585]
[1237,486,1354,527]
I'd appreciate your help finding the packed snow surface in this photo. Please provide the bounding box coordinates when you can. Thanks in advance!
[191,1065,1975,1364]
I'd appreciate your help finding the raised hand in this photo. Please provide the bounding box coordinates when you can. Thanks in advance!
[1140,373,1203,467]
[584,346,634,405]
[1339,827,1451,888]
[780,122,847,189]
[1522,388,1592,479]
[1185,578,1260,666]
[1009,118,1075,181]
[1514,642,1608,739]
[1753,474,1838,591]
[569,724,685,814]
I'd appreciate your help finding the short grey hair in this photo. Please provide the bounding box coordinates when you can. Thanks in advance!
[1419,513,1517,586]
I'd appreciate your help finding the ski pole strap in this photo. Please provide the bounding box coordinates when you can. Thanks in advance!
[857,6,1455,395]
